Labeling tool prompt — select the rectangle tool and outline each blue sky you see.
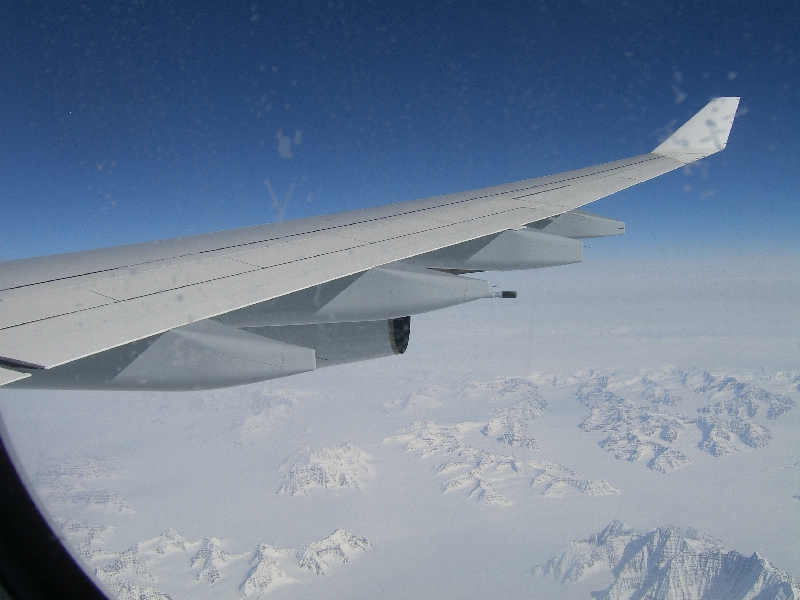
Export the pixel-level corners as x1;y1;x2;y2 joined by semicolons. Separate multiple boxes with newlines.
1;0;797;261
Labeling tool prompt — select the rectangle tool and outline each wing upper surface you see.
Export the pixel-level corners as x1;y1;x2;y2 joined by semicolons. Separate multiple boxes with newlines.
0;97;739;374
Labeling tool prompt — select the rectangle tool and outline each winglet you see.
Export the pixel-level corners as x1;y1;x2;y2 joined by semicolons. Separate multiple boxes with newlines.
652;97;740;163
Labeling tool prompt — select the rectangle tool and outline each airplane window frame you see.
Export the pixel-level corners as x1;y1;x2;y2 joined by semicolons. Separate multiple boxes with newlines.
0;419;108;599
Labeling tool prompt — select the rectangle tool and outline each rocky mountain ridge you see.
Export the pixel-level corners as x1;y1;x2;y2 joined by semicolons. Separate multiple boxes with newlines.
572;369;796;472
278;442;374;495
386;418;617;505
62;521;371;599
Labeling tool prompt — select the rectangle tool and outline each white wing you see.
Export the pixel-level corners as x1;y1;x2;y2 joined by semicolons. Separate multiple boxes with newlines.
0;98;739;389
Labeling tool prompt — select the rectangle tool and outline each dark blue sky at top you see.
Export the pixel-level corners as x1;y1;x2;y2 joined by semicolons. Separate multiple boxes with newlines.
0;0;797;261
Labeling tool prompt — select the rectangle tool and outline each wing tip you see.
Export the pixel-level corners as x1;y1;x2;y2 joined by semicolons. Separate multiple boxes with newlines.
653;96;740;163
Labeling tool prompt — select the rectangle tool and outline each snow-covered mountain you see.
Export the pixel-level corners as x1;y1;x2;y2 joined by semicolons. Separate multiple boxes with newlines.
278;443;374;495
382;377;629;505
533;520;800;600
528;460;618;498
481;386;545;449
36;461;135;514
577;376;694;473
236;389;320;441
460;376;546;405
571;369;795;472
63;522;371;599
385;416;617;505
383;384;449;411
292;529;371;575
386;420;523;505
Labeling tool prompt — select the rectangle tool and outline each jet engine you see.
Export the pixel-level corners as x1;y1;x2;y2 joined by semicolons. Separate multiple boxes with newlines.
250;316;410;368
11;317;411;390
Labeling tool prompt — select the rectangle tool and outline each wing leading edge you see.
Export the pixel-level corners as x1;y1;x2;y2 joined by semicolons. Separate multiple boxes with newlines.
0;98;740;389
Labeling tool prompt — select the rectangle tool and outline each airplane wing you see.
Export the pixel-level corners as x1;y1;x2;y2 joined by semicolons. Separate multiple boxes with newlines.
0;97;739;390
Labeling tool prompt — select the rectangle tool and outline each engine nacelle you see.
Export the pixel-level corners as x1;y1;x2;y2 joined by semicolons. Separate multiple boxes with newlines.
250;316;410;368
528;209;625;239
217;263;492;327
9;319;318;391
111;320;317;390
404;228;583;271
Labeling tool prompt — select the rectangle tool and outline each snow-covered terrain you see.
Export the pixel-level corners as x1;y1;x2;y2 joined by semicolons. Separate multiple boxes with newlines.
1;256;798;598
6;364;793;599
